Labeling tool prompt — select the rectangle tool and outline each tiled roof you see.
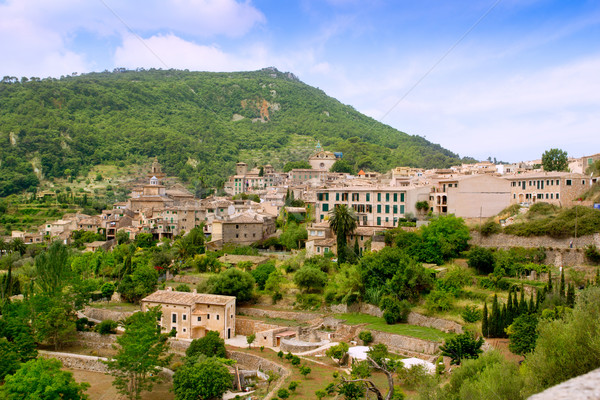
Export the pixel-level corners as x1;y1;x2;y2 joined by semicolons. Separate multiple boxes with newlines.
142;290;236;306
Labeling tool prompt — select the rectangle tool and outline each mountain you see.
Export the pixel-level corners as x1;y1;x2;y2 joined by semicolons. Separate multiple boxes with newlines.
0;68;474;196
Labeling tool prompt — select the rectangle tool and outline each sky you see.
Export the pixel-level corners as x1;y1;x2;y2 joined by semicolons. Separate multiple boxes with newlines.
1;0;599;163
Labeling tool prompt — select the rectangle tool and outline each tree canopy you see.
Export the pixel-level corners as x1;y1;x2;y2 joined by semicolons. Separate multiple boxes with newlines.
541;148;568;172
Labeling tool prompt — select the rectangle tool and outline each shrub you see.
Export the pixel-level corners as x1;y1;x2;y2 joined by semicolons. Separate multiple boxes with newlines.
174;284;191;292
358;330;373;346
95;319;118;335
425;290;453;313
397;364;429;390
585;244;600;264
380;296;411;324
295;293;322;310
277;388;290;399
288;381;299;392
461;305;482;323
480;220;501;236
468;247;495;274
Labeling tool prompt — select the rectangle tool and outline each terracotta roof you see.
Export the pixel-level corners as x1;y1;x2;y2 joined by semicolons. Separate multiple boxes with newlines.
142;290;236;306
313;238;336;247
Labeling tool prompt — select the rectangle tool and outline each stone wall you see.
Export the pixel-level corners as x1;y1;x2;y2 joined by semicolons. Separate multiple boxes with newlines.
238;307;320;323
545;248;586;266
226;351;290;400
406;313;463;334
73;331;117;350
39;350;173;380
280;338;325;353
370;331;440;357
470;232;599;251
83;306;136;322
171;274;203;285
235;316;285;336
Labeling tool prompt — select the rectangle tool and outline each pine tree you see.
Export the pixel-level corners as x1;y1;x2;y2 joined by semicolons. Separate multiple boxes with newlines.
566;283;575;308
559;268;565;298
482;302;489;338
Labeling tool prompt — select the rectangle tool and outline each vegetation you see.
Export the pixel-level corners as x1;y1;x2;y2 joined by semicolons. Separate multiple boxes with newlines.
0;358;89;400
105;307;172;400
541;148;568;172
0;68;471;197
186;331;226;359
329;204;358;264
439;332;484;365
172;356;231;400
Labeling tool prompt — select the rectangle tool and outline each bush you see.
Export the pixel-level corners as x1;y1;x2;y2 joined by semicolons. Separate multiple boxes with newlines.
293;266;327;293
205;268;255;302
186;331;227;359
468;247;495;274
295;293;322;310
461;305;482;323
480;220;502;236
95;319;118;335
175;284;191;292
358;330;374;345
585;244;600;264
425;290;453;313
277;388;290;399
380;296;411;324
397;364;429;391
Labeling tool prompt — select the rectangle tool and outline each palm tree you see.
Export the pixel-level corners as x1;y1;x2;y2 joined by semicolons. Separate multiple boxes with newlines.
329;205;358;264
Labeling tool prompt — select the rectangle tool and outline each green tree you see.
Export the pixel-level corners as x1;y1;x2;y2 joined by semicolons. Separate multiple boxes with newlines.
0;358;89;400
172;357;231;400
330;159;354;174
101;282;115;300
358;330;373;346
326;342;349;366
293;265;328;293
279;222;307;250
186;331;226;359
541;148;568;172
420;215;470;263
34;241;72;295
205;268;255;302
118;264;159;304
0;338;20;381
328;204;358;264
507;313;538;356
299;365;311;378
105;307;172;400
283;161;311;172
250;262;276;290
247;333;256;349
439;332;484;365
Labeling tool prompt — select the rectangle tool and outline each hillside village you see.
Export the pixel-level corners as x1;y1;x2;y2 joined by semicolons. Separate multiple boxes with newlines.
0;145;599;399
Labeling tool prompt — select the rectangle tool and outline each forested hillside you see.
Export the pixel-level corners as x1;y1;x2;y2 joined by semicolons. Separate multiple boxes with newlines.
0;68;473;196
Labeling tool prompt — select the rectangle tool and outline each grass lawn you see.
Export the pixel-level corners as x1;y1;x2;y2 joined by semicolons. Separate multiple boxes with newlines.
335;313;454;342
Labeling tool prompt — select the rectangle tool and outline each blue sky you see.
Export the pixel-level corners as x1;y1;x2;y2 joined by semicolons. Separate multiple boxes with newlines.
1;0;599;163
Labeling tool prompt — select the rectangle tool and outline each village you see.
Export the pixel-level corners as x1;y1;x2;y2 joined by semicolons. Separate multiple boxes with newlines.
1;146;599;399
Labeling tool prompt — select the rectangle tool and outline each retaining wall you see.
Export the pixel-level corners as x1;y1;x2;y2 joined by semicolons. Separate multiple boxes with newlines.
236;316;285;337
238;307;320;323
226;351;290;400
370;331;440;357
73;331;117;350
470;232;599;251
83;306;136;322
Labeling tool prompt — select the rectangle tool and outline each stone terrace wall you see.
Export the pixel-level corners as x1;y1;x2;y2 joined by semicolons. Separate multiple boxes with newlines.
171;274;203;285
73;331;117;350
406;313;463;334
238;307;320;323
370;331;440;358
83;306;136;322
227;350;290;400
332;303;462;334
236;316;285;336
470;232;599;250
39;350;109;373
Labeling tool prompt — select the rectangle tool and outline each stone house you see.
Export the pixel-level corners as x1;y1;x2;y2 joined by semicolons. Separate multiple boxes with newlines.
141;288;236;340
504;172;591;207
210;212;276;248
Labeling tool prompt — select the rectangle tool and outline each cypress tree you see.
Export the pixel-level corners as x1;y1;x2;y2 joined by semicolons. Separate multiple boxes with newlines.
491;294;500;337
566;283;575;308
354;237;360;257
506;291;514;325
519;286;527;315
535;288;541;310
482;302;489;338
595;268;600;286
560;268;565;298
501;303;507;338
548;270;553;292
529;292;535;313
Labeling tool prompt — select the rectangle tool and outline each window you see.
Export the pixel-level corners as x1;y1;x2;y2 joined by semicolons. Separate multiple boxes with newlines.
183;328;187;333
322;203;329;212
385;205;390;213
377;217;381;225
400;193;405;202
393;205;398;214
556;193;559;199
236;224;239;229
172;314;177;323
352;193;359;201
566;179;572;186
336;193;339;201
582;180;586;185
197;316;201;322
400;205;405;214
386;193;390;202
393;193;397;202
207;314;210;320
183;314;187;321
556;179;559;185
377;205;381;213
366;193;370;201
216;315;220;320
377;193;381;202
